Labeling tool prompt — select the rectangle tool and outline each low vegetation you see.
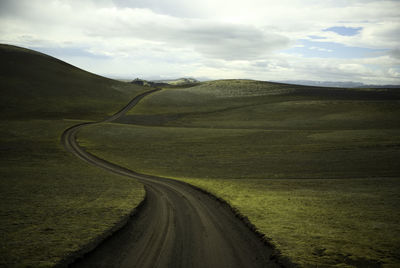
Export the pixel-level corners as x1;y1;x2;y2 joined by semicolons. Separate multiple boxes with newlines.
178;177;400;267
79;80;400;267
0;44;146;266
0;120;145;266
81;124;400;180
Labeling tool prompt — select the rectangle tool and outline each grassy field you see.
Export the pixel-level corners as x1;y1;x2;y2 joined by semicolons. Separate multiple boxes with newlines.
80;124;400;180
0;44;147;266
0;120;145;266
79;80;400;267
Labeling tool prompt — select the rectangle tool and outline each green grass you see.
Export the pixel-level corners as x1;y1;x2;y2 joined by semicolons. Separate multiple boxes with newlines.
78;80;400;267
177;177;400;267
0;44;147;266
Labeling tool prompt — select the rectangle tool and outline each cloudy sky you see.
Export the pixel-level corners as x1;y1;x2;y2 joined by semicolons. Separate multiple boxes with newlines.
1;0;400;84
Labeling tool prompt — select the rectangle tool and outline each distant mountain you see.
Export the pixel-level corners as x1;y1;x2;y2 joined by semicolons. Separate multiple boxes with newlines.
152;78;199;85
277;80;400;88
358;84;400;89
131;77;199;87
130;78;169;87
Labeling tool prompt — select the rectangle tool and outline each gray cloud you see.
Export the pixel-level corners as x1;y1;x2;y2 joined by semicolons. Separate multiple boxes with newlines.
0;1;17;14
82;10;289;60
389;48;400;60
111;0;208;18
177;23;289;60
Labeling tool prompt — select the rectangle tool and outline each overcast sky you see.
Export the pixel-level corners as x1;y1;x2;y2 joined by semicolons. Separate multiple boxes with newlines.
1;0;399;84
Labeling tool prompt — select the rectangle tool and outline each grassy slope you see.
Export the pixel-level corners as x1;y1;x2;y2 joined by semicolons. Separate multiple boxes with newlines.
0;44;146;266
80;80;400;267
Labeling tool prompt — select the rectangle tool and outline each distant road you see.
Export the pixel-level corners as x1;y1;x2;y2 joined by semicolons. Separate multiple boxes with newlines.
62;89;282;268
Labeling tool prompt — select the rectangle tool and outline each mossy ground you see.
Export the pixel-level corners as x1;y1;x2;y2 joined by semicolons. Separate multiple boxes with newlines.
79;80;400;267
0;120;145;267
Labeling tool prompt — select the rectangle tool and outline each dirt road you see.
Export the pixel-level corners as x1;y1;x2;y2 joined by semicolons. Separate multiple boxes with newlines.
62;89;284;268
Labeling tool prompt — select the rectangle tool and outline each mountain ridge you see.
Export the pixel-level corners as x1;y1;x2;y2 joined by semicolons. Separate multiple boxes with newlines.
277;79;400;88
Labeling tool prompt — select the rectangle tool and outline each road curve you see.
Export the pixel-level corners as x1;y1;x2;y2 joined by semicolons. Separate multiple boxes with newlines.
62;89;283;268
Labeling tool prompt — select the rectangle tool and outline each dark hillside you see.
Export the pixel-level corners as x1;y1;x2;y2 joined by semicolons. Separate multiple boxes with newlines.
0;44;145;119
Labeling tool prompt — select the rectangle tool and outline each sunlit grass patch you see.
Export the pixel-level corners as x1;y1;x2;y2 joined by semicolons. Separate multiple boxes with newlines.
175;177;400;267
187;79;295;97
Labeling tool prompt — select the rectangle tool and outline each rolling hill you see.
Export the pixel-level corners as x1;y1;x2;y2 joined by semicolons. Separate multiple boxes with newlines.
0;44;145;119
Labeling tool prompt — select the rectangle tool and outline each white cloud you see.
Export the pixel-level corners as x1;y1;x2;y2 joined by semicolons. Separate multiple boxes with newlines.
309;47;333;52
0;0;399;84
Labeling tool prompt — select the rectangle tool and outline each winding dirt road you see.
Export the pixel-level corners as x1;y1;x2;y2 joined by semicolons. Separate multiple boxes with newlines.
62;89;283;268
